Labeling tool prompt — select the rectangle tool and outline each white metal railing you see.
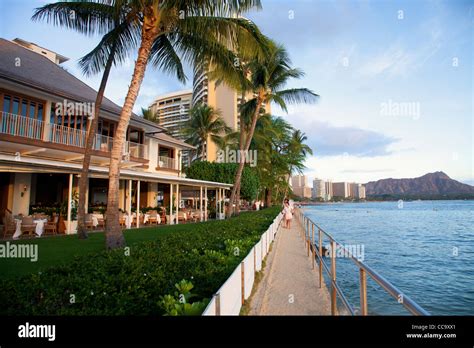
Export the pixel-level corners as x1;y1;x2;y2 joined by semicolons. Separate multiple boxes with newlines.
157;155;176;170
127;141;148;160
296;208;430;316
202;213;283;315
0;111;149;160
0;111;44;140
93;133;114;152
49;123;86;147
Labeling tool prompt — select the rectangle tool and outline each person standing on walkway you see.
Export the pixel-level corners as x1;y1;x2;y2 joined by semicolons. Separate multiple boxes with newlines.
282;199;293;229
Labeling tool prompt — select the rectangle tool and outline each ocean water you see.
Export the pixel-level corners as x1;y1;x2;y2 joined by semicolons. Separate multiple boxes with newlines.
302;200;474;315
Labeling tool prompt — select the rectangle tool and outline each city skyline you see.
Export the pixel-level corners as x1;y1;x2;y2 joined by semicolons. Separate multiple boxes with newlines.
1;0;472;185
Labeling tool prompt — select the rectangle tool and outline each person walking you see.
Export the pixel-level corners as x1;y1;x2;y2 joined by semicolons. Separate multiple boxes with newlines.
282;199;293;229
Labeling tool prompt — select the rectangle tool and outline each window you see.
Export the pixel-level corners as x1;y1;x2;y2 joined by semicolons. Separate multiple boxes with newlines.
50;103;90;131
0;90;45;120
126;127;144;144
98;119;116;138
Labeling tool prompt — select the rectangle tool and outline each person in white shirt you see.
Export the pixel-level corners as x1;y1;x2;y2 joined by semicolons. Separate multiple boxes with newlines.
282;198;293;229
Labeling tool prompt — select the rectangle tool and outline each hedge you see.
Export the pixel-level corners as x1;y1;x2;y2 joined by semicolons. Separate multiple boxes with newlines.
0;207;279;315
185;161;260;200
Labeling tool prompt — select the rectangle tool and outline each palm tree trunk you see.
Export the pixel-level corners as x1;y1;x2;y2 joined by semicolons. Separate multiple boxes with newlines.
227;97;263;217
77;42;117;240
265;187;272;207
105;20;159;249
235;99;246;215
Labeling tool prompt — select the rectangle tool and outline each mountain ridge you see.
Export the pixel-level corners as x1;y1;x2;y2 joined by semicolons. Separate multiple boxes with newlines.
365;171;474;196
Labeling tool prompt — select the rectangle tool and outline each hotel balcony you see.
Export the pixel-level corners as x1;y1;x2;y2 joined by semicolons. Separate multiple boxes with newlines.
0;111;148;164
157;155;177;171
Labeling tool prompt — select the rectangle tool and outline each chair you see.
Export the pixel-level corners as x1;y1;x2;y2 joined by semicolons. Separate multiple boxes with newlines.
96;215;105;229
20;216;36;236
177;211;187;223
44;216;59;235
160;209;167;224
2;211;17;239
148;210;158;225
119;212;126;227
84;214;94;230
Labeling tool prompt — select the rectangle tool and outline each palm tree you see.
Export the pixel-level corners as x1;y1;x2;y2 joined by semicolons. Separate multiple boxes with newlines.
104;0;270;249
141;107;159;123
251;116;312;206
37;1;268;249
32;0;139;240
213;131;239;152
183;104;231;160
226;42;319;216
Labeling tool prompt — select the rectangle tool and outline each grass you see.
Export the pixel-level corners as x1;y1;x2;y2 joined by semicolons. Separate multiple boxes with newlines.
0;221;215;280
239;240;273;315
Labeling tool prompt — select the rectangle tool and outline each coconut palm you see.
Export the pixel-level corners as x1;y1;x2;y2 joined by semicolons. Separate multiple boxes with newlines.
35;0;268;248
226;42;319;216
32;0;140;240
251;116;312;206
103;1;269;249
141;107;159;123
182;104;231;161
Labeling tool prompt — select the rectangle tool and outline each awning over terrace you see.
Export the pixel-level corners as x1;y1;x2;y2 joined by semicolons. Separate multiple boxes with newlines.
0;153;232;189
0;153;231;233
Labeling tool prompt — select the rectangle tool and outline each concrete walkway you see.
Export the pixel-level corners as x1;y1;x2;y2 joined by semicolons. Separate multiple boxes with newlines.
248;218;332;315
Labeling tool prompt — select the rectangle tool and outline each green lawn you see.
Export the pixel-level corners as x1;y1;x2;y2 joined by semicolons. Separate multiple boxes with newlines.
0;222;205;279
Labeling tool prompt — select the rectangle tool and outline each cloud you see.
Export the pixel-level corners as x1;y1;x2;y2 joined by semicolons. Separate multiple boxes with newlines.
340;169;396;174
302;121;399;157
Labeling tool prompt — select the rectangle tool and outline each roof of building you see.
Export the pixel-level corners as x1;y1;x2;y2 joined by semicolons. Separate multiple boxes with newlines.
150;89;193;106
0;38;195;149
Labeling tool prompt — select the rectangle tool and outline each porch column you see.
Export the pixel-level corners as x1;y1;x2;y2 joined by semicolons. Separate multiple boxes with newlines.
204;186;208;221
220;188;223;219
128;179;132;228
216;188;219;219
85;182;89;214
169;183;173;225
136;180;140;228
199;186;203;222
175;183;179;225
67;173;73;234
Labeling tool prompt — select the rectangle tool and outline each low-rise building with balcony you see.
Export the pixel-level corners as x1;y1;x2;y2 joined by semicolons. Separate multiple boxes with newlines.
0;38;231;233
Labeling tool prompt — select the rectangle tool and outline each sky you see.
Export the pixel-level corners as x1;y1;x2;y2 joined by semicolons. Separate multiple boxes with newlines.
0;0;472;185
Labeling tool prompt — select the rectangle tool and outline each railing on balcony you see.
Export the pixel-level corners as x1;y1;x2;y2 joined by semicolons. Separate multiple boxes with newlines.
49;123;86;148
0;112;148;161
126;142;148;160
0;111;44;140
93;134;114;152
157;155;176;170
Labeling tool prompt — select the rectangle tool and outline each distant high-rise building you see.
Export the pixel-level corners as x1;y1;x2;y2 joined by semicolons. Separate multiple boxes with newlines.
333;182;350;198
291;175;311;198
312;179;326;200
192;62;270;162
325;180;333;201
149;89;193;166
348;183;366;199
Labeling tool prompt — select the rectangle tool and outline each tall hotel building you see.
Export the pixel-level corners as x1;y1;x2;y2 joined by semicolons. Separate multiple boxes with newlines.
291;175;312;199
312;179;326;200
192;62;270;161
149;90;192;166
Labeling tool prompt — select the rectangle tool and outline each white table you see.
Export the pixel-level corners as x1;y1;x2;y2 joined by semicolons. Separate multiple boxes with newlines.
13;219;22;239
12;218;48;239
34;219;48;236
125;215;132;229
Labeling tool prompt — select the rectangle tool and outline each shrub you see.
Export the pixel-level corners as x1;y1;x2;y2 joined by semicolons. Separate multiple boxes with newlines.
0;207;279;315
185;161;260;200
